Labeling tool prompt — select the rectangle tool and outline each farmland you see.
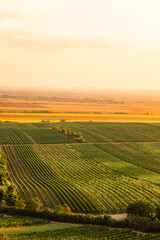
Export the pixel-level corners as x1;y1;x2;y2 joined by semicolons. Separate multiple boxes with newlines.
0;122;160;214
1;88;160;122
1;215;160;240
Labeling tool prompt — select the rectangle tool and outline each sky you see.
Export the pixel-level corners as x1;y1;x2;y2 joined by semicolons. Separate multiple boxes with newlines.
0;0;160;90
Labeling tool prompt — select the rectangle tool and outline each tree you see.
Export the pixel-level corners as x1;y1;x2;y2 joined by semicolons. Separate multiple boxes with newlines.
16;199;26;209
55;204;72;214
0;200;6;208
5;185;18;206
0;190;3;202
155;205;160;219
26;197;43;212
126;200;154;218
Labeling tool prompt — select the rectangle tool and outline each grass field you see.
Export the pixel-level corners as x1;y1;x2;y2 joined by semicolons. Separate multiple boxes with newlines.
0;122;160;214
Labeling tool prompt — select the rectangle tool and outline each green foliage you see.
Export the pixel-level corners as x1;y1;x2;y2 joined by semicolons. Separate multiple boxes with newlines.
55;204;72;214
15;199;26;209
127;214;160;233
54;127;86;143
0;215;48;228
0;232;8;240
155;205;160;219
0;154;19;207
126;200;154;218
8;225;160;240
1;207;160;235
26;197;43;212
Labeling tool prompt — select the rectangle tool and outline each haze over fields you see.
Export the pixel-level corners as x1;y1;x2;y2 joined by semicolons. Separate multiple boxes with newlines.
0;0;160;90
1;87;160;122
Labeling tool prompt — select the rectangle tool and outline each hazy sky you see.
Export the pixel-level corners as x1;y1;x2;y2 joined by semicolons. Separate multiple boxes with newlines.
0;0;160;89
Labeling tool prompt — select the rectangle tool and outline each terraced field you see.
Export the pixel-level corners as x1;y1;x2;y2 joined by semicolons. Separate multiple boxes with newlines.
1;122;160;213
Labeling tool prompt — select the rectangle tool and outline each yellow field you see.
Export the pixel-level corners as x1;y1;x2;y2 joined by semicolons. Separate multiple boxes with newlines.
1;112;160;122
1;95;160;122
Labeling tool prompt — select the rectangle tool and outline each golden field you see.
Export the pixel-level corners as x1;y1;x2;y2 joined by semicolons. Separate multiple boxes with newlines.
1;89;160;122
1;112;160;123
1;99;160;114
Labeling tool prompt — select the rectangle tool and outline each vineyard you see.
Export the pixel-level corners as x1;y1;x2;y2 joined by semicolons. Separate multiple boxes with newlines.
0;216;160;240
0;128;33;144
7;225;160;240
0;122;160;213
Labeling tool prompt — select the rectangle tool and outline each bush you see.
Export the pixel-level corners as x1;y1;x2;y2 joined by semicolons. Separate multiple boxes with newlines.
15;199;26;209
0;200;6;208
55;204;72;214
155;205;160;219
131;216;150;231
26;197;43;212
126;200;154;218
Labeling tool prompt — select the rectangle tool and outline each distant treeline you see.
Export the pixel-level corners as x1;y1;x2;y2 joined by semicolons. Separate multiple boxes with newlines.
0;95;125;104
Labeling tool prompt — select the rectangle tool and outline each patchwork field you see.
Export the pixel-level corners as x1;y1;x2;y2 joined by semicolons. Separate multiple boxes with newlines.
0;122;160;214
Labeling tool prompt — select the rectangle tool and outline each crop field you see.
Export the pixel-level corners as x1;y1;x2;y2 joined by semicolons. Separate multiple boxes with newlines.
0;128;33;144
7;225;160;240
1;112;160;122
2;90;160;123
23;128;74;144
1;122;160;214
54;122;160;142
1;216;160;240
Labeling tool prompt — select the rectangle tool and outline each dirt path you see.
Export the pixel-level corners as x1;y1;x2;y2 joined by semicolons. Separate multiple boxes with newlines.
109;213;127;220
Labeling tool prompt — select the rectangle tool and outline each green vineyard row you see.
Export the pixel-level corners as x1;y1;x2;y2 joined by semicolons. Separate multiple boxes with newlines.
2;143;160;213
1;122;160;144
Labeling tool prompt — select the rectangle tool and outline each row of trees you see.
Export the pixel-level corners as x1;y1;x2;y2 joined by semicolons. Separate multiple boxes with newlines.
54;126;86;143
1;198;160;233
2;196;71;215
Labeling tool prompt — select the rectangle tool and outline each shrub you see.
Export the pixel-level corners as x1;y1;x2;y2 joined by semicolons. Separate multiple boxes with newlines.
0;200;6;208
155;205;160;219
126;200;154;218
0;232;9;240
55;204;72;214
26;197;43;212
131;216;150;231
15;199;26;209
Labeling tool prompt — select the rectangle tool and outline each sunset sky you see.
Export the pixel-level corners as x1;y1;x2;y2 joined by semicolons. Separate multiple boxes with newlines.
0;0;160;90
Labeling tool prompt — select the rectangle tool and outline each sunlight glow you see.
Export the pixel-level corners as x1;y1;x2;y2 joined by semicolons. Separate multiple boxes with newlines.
0;0;160;89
